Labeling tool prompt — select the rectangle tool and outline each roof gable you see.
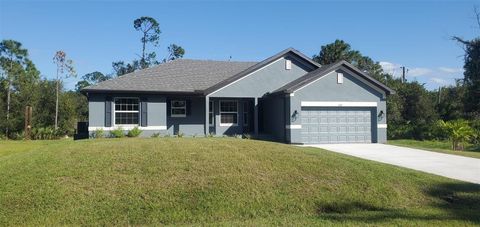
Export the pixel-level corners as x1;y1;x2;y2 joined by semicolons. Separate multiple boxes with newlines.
273;60;395;95
203;48;321;95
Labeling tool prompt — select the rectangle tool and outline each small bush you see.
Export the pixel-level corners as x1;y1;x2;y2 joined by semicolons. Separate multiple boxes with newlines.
437;120;474;150
31;127;61;140
110;127;125;138
469;119;480;145
151;133;161;138
176;131;184;138
243;134;252;139
11;131;25;140
206;133;215;138
164;133;171;138
92;129;105;139
127;127;142;137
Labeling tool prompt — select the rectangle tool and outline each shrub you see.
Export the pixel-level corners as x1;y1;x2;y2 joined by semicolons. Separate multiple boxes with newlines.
176;131;184;138
206;133;215;138
469;119;480;145
110;127;125;138
31;127;61;140
92;129;105;139
243;134;252;139
151;133;161;138
437;120;474;151
164;133;171;138
127;127;142;137
11;131;25;140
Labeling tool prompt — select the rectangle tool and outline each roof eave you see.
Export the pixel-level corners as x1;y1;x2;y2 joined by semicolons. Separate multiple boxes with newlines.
82;89;205;96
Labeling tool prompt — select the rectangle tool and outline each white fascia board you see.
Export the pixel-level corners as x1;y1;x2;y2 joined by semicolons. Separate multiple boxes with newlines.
301;101;377;107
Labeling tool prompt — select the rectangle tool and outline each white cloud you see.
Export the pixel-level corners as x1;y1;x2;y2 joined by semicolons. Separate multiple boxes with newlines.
379;60;463;89
438;67;463;74
379;61;401;77
408;68;433;77
430;77;448;85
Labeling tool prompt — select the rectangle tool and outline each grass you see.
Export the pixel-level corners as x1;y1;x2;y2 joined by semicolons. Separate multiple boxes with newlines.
1;138;479;226
389;139;480;159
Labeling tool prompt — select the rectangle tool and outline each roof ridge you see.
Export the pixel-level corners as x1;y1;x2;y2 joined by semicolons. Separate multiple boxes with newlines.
176;58;258;63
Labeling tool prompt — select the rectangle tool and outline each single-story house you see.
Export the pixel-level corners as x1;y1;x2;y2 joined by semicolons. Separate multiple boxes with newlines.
82;48;394;144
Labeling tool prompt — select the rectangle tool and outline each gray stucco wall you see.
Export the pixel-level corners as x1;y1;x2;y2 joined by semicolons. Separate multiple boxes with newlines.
288;68;387;144
209;54;315;98
87;93;207;137
166;96;205;136
210;98;252;136
87;94;257;137
88;93;106;127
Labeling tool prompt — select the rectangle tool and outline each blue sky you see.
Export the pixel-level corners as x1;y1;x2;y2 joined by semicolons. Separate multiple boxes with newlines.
1;0;478;90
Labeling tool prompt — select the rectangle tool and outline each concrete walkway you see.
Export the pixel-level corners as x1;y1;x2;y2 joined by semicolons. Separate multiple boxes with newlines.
305;144;480;184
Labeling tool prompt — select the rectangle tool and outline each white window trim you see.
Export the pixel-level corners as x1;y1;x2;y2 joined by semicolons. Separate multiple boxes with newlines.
209;101;214;127
219;100;238;126
243;102;248;126
113;97;140;126
171;100;186;118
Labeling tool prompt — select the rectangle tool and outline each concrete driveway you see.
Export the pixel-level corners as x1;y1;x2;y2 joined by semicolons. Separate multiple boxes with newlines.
306;144;480;184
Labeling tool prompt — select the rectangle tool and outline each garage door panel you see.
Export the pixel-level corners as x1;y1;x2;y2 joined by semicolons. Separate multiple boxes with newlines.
301;107;373;144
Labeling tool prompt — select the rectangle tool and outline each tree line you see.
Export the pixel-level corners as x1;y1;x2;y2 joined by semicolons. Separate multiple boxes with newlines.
0;16;184;139
1;16;479;149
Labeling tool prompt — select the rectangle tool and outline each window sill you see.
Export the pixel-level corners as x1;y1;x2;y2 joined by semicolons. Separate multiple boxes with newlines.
171;115;186;118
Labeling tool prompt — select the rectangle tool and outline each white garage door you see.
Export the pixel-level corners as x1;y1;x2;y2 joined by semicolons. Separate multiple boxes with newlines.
301;107;373;144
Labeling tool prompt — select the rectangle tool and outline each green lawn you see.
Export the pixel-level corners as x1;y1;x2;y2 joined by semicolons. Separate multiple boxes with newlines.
1;138;479;226
389;139;480;159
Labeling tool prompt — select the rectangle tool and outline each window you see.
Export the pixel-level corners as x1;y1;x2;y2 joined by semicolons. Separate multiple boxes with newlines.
171;100;186;117
337;72;344;84
114;98;139;125
243;102;248;126
220;100;238;126
209;101;214;127
285;59;292;70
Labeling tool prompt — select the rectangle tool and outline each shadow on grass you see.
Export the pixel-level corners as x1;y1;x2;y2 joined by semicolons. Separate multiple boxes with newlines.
316;182;480;224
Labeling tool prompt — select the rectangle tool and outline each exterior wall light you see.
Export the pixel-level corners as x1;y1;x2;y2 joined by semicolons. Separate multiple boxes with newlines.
292;110;299;121
378;110;384;120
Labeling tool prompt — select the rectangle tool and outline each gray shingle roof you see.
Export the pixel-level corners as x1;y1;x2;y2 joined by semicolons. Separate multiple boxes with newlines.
83;59;257;93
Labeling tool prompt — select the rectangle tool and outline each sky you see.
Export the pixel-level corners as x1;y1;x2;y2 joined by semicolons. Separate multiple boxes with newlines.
1;0;479;90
